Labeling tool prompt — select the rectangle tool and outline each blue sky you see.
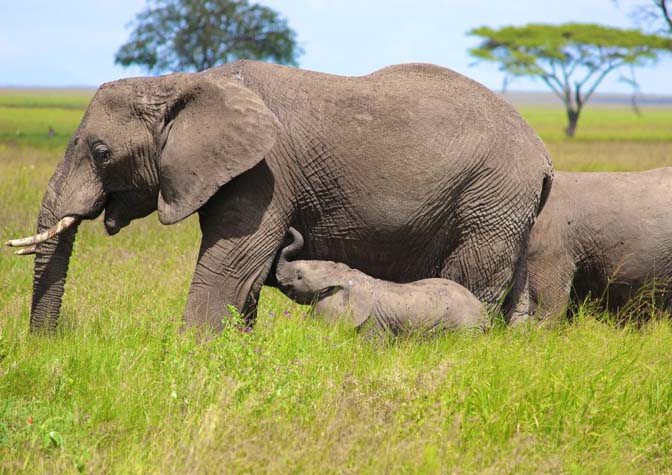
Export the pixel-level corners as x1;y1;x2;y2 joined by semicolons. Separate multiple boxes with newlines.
1;0;671;93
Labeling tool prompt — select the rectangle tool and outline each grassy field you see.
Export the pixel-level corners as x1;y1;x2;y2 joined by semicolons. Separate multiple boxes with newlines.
1;89;672;473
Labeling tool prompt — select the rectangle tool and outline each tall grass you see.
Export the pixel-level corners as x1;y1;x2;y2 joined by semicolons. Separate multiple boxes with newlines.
2;301;672;473
1;92;672;473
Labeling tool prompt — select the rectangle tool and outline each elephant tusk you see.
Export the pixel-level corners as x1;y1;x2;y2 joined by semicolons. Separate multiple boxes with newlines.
5;216;79;248
14;244;37;256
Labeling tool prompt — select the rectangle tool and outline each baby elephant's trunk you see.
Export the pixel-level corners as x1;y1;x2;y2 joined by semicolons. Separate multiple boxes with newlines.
278;227;304;267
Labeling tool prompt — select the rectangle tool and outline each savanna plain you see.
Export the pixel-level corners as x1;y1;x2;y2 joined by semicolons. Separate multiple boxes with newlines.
1;88;672;474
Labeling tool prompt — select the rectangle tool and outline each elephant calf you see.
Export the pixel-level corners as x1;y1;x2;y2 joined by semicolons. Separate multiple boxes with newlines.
276;228;487;335
529;168;672;322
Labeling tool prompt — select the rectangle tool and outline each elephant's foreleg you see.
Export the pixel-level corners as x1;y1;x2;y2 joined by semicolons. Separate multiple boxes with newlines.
185;235;281;331
184;164;289;331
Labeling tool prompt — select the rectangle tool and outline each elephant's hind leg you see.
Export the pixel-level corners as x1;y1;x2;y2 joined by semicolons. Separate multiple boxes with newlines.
528;257;576;324
440;227;528;320
438;167;545;321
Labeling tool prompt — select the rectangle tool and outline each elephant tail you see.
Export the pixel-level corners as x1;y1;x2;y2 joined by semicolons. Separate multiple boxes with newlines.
536;154;554;217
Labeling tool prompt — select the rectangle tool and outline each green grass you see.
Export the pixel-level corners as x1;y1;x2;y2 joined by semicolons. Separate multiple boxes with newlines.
518;106;672;143
2;91;672;473
0;89;93;110
0;107;85;149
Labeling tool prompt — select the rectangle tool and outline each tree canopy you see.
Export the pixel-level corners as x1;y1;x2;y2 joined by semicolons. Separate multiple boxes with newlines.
115;0;302;74
468;23;672;136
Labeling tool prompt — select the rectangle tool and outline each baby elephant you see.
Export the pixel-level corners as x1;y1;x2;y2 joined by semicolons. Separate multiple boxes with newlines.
275;228;487;335
529;168;672;322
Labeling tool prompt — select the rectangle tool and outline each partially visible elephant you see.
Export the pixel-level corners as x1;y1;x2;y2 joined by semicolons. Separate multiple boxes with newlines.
7;60;552;333
528;169;672;322
276;228;487;335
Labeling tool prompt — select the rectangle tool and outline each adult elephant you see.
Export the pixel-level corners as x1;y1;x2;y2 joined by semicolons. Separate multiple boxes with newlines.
8;61;552;332
528;169;672;322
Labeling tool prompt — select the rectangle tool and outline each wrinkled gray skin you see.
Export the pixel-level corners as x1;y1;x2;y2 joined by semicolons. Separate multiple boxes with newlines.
529;169;672;322
24;60;552;333
276;228;487;334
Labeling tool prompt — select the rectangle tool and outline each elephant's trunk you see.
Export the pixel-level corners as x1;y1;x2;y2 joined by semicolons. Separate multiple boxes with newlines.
278;227;304;268
28;171;80;332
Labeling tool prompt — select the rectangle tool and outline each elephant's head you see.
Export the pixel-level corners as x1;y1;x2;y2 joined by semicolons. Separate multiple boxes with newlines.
276;228;373;327
7;71;280;332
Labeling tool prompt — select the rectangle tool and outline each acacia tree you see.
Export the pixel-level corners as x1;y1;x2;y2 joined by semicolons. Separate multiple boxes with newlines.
469;23;672;137
625;1;672;34
115;0;302;73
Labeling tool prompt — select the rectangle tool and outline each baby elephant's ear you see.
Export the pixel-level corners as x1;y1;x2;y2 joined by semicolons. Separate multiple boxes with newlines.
346;285;375;328
157;75;280;224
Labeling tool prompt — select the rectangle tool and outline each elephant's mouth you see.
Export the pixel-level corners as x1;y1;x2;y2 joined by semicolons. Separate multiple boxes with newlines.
102;191;158;236
103;200;125;235
103;206;130;236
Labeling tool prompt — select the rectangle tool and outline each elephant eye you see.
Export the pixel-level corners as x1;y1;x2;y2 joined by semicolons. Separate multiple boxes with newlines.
91;142;110;163
296;271;303;280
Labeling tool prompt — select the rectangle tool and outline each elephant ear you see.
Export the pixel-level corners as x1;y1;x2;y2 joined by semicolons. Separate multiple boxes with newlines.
345;283;376;328
157;76;280;224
